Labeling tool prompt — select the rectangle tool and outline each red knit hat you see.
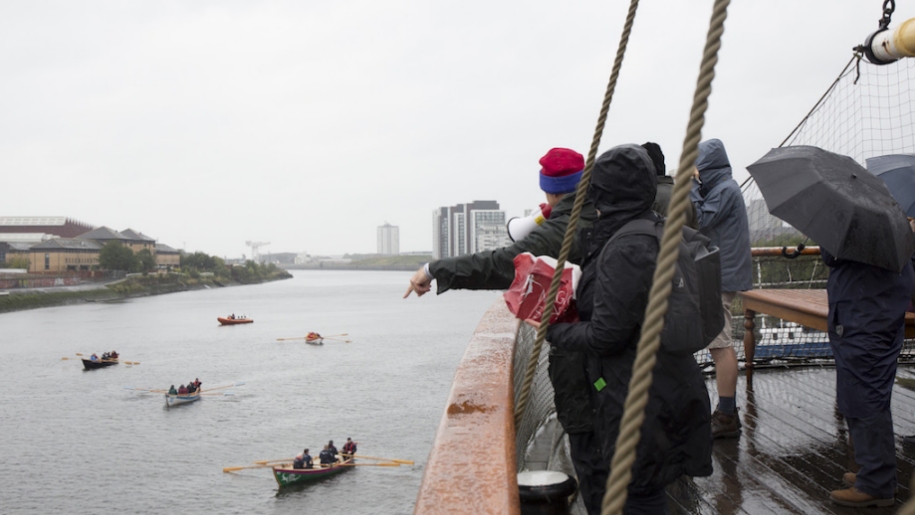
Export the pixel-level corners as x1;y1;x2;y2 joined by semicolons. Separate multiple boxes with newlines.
539;148;584;194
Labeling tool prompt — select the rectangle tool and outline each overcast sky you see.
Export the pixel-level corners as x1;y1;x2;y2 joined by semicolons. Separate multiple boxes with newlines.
3;1;913;258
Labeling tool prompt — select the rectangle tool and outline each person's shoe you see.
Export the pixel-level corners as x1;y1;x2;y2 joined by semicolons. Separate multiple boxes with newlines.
829;487;894;507
843;472;856;487
711;408;741;439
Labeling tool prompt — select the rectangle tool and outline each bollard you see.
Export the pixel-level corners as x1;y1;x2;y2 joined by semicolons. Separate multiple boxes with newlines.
518;470;578;515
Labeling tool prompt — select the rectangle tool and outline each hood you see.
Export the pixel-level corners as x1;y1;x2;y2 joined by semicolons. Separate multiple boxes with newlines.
696;138;733;190
588;144;658;222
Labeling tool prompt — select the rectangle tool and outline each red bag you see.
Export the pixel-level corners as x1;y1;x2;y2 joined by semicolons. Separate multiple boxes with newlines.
503;253;581;324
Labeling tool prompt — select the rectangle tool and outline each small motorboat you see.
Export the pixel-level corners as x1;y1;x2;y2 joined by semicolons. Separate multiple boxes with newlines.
272;457;354;487
165;392;201;407
218;316;253;325
82;358;118;370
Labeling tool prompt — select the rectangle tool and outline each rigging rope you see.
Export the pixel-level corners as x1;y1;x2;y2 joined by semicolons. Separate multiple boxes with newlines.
513;0;642;428
601;1;730;514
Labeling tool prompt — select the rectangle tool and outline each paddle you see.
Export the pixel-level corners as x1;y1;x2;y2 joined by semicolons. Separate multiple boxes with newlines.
343;454;414;465
322;337;353;343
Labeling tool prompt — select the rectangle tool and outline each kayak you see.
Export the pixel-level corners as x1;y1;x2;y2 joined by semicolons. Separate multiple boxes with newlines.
272;458;354;487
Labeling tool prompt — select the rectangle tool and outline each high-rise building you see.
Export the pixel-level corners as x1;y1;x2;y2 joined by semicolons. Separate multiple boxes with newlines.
377;223;400;255
432;201;511;259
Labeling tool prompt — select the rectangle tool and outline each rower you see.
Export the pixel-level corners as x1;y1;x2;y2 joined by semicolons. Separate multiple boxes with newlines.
187;381;197;394
110;350;119;359
319;445;335;466
178;384;188;395
294;449;314;470
342;437;357;457
168;385;177;395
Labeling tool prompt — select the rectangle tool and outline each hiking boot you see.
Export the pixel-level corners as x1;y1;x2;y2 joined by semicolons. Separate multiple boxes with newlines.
711;408;741;439
829;487;894;507
843;472;856;487
842;473;898;493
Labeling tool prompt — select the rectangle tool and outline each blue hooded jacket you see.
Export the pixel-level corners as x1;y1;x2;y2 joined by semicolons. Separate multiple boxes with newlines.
692;139;753;292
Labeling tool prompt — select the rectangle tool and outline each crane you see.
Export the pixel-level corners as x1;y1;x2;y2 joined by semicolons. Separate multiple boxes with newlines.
245;241;270;263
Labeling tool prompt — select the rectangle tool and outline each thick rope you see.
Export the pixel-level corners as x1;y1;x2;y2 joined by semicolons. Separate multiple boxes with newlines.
601;1;730;514
513;0;642;428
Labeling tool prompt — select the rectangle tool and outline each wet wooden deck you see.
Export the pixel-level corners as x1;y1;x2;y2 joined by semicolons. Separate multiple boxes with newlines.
667;364;915;514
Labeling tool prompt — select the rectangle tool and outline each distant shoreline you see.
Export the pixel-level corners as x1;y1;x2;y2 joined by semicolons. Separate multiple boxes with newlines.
0;274;290;315
282;264;418;272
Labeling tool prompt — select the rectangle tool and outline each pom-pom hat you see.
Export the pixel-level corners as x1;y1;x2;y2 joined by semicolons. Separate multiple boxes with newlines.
539;148;585;194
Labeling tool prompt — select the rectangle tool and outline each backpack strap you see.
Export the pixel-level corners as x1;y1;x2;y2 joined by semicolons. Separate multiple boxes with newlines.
607;218;664;245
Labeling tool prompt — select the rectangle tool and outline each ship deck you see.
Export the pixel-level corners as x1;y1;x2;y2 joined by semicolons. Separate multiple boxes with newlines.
669;365;915;514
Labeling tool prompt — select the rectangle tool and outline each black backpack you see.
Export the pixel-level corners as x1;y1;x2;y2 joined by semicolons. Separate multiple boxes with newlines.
607;218;724;355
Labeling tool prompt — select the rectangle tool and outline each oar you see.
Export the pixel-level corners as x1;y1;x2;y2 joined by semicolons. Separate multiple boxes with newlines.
123;386;168;393
199;391;234;396
322;337;353;343
322;333;348;338
223;463;288;473
253;458;293;465
205;380;246;392
276;337;308;341
336;462;401;467
343;454;414;465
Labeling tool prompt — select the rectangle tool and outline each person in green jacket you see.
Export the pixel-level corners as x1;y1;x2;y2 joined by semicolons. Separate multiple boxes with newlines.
404;147;607;515
168;385;177;395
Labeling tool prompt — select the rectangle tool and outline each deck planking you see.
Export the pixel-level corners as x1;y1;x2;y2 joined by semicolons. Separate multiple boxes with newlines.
668;365;915;514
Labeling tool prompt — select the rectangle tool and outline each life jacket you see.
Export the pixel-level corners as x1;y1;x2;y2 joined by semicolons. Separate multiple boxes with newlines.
343;442;356;454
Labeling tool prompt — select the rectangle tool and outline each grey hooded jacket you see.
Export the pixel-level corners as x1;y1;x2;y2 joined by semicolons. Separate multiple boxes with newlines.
692;139;753;292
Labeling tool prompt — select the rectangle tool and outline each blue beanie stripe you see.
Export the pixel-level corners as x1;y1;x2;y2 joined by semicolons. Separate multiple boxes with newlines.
540;170;583;194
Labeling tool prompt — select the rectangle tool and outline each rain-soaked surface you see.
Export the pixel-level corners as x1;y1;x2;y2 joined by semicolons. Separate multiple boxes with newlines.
669;365;915;514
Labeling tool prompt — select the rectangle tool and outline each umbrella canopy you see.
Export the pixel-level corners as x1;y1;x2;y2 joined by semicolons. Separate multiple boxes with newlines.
867;154;915;217
747;146;915;273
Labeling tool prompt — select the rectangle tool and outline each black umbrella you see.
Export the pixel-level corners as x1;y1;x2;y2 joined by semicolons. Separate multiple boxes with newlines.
867;154;915;217
747;145;915;273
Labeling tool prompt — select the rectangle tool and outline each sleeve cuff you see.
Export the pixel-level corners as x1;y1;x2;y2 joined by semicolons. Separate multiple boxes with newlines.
423;262;433;280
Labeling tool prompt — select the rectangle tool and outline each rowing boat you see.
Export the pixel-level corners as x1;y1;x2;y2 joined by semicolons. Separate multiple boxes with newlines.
218;317;253;325
272;457;354;487
305;337;324;345
82;358;118;370
165;392;201;407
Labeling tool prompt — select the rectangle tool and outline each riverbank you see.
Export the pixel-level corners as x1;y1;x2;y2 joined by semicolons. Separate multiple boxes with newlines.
0;271;292;315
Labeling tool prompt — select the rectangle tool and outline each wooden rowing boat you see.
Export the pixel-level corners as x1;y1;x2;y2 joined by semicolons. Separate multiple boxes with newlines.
305;337;324;345
272;457;354;487
218;317;253;325
82;358;118;370
165;391;201;407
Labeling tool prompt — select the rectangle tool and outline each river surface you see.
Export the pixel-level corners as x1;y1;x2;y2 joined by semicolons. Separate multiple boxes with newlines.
0;270;502;515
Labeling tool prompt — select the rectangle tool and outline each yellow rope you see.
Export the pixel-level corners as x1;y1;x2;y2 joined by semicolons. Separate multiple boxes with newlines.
601;1;730;513
513;0;642;428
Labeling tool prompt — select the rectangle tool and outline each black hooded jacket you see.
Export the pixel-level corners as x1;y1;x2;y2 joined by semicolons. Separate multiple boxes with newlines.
546;144;713;493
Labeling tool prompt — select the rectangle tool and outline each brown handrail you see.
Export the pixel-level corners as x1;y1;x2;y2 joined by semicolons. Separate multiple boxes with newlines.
751;246;820;257
414;300;520;515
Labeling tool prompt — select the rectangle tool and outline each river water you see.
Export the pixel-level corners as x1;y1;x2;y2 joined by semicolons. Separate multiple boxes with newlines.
0;270;502;515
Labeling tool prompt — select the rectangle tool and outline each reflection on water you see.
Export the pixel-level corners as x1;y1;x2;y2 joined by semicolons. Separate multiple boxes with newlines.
0;270;500;515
